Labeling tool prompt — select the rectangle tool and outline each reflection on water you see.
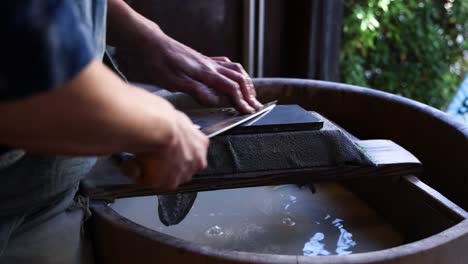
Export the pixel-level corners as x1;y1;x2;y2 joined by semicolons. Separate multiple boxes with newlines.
111;183;402;256
303;232;330;256
282;217;296;227
302;217;357;256
333;218;357;255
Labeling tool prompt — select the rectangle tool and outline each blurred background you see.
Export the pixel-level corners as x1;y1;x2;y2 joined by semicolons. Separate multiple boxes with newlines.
341;0;467;110
116;0;467;111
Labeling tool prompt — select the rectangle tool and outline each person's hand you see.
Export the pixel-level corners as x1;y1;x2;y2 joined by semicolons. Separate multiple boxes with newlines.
137;31;263;113
131;110;209;190
106;0;262;112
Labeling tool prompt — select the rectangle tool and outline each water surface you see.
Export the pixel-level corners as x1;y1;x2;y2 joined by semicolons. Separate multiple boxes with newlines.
111;183;402;256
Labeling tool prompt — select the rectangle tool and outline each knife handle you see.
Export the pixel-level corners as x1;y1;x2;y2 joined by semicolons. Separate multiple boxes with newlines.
119;156;142;181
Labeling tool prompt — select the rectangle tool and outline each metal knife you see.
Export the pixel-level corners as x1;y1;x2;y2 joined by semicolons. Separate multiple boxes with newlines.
118;101;277;226
200;100;277;137
120;101;277;180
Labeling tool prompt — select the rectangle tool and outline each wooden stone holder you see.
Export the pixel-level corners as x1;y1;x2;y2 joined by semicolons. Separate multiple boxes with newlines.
81;113;422;201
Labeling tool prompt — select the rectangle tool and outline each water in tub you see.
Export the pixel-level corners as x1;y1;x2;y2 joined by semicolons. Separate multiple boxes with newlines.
111;183;402;256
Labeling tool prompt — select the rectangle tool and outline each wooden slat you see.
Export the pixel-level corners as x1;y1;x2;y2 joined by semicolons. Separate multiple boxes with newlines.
356;139;421;165
402;175;468;222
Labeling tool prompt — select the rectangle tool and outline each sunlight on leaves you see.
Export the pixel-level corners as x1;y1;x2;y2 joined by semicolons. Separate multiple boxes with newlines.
341;0;467;109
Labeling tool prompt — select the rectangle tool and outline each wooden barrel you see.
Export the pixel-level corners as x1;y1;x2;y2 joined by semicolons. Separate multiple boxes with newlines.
88;78;468;264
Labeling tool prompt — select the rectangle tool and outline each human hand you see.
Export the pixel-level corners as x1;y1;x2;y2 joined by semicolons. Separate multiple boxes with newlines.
127;110;209;190
106;1;262;112
138;31;263;113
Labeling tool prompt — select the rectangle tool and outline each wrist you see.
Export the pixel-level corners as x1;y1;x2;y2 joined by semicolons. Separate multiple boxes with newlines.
144;94;180;150
133;23;168;54
107;0;166;53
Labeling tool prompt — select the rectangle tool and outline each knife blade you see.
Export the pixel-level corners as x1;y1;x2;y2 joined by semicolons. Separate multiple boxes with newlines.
119;101;277;180
118;101;277;226
201;100;277;138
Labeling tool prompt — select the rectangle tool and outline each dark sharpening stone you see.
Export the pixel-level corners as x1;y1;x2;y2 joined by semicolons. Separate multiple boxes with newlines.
232;105;323;134
187;105;323;135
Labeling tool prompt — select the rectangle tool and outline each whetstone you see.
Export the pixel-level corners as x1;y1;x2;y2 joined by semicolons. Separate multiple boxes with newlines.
188;104;324;135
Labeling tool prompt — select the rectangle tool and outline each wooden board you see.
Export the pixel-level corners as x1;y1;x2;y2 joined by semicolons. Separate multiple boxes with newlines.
81;139;421;200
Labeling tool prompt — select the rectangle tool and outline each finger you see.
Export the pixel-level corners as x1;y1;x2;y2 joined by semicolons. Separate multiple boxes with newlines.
210;56;231;62
197;145;208;172
176;113;208;177
193;133;209;172
166;172;186;190
177;113;209;149
182;119;209;173
216;62;262;109
176;147;197;187
160;160;191;190
216;62;257;98
217;66;263;109
198;71;255;113
216;61;248;76
138;151;188;190
176;76;220;106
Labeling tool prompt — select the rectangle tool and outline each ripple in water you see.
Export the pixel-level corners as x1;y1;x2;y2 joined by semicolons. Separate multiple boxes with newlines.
282;217;296;226
205;225;224;237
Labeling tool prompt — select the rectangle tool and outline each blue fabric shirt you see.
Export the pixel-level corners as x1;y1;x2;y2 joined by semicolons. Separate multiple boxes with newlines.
0;0;99;101
0;0;106;216
0;2;106;256
0;0;107;154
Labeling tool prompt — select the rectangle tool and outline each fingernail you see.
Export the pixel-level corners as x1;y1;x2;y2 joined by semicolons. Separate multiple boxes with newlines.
254;99;263;109
242;102;255;113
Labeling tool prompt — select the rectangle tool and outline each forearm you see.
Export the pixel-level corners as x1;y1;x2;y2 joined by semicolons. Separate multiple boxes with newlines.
106;0;163;52
0;60;177;155
105;0;262;113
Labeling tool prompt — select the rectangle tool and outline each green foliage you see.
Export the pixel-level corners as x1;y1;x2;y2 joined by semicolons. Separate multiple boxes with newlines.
341;0;467;109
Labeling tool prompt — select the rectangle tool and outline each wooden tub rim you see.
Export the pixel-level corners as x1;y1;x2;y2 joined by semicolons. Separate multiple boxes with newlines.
253;78;468;138
95;201;468;263
95;78;468;263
